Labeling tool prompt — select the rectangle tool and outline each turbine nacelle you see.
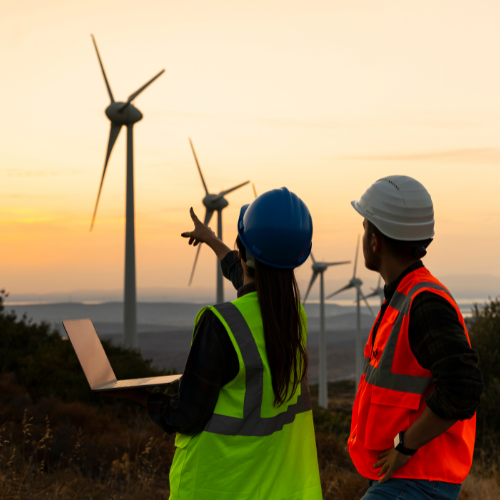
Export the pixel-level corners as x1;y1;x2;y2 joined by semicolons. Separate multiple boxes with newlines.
312;262;328;273
324;236;374;316
351;277;363;288
105;102;143;125
302;254;350;304
203;193;229;211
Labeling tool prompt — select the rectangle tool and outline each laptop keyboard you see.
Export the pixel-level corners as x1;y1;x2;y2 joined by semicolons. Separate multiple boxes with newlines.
114;378;152;387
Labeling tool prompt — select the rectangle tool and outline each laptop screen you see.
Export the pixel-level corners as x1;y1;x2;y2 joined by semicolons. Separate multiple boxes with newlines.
62;319;116;389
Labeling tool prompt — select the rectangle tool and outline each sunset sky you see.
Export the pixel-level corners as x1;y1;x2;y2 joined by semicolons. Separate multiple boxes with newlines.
1;0;500;302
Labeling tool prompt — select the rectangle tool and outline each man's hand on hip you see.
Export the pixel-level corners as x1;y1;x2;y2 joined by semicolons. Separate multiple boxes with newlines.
373;448;412;484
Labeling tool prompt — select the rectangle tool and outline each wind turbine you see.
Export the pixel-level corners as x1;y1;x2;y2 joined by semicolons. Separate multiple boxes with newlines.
303;254;350;409
188;138;250;304
366;276;385;305
89;35;165;349
326;236;374;387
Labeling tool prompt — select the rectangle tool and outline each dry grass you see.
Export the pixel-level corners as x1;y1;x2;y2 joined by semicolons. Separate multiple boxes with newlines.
458;459;500;500
0;373;175;499
0;374;497;499
316;434;368;499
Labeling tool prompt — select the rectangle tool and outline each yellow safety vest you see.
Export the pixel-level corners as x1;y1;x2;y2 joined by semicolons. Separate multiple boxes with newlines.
169;291;322;500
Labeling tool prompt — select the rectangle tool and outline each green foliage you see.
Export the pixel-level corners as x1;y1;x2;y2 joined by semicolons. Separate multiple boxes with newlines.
0;290;175;405
469;298;500;387
468;298;500;456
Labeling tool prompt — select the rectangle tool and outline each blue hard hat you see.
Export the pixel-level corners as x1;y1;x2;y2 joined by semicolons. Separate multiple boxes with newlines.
237;187;313;269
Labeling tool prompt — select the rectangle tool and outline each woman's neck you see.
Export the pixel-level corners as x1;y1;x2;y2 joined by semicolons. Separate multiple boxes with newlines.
243;273;255;287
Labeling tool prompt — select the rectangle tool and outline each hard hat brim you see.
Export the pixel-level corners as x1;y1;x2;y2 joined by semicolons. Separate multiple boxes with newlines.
351;200;435;242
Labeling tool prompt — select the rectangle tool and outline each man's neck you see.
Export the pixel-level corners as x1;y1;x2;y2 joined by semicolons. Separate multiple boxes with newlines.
379;258;420;286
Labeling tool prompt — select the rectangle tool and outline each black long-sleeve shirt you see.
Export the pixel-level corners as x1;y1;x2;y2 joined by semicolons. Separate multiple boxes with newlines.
148;255;482;435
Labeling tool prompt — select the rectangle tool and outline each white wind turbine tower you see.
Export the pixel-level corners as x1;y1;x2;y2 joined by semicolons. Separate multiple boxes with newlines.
366;276;385;305
326;237;374;387
188;138;250;304
89;35;165;349
303;253;350;409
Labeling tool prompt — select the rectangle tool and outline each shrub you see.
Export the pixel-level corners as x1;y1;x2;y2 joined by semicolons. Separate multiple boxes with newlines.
468;298;500;461
0;290;176;405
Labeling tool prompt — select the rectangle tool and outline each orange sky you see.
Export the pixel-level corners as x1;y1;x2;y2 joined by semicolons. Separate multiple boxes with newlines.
1;0;500;300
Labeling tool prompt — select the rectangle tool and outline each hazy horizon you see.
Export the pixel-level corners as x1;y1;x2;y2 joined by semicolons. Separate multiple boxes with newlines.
4;272;500;305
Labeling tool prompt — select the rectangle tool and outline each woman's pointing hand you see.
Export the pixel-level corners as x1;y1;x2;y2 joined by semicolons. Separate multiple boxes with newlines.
182;208;232;261
182;208;217;247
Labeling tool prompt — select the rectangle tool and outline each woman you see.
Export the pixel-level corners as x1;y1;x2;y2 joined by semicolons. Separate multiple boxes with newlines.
103;188;322;499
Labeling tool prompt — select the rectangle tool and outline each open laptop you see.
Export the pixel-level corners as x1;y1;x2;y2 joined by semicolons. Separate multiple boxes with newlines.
62;319;182;391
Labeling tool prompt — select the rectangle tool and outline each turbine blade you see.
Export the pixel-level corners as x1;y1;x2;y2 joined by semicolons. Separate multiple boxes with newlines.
310;252;316;264
188;244;202;286
91;35;114;103
90;123;122;231
326;283;354;300
365;290;378;298
325;260;350;267
353;235;360;278
217;181;250;198
252;183;258;199
303;272;319;304
189;139;209;194
118;69;165;111
359;288;375;316
204;209;214;226
377;275;382;288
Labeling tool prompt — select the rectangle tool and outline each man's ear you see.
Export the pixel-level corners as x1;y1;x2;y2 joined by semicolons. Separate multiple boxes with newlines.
371;232;381;253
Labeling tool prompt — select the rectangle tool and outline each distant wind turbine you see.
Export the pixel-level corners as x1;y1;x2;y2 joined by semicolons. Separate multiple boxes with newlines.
89;35;165;349
303;253;350;409
326;236;374;387
366;276;385;305
252;183;258;199
188;138;250;304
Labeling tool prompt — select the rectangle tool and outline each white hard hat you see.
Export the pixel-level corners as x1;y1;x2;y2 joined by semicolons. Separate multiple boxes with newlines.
351;175;435;241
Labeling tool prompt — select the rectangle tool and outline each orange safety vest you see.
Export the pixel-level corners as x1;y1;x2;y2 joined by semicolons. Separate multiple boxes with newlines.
348;267;476;483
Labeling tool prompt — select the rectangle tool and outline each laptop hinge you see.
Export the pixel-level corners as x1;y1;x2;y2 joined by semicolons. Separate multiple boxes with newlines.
92;379;118;391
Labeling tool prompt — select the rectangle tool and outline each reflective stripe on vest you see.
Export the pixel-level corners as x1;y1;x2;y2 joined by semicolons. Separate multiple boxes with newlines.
363;281;456;395
204;302;312;437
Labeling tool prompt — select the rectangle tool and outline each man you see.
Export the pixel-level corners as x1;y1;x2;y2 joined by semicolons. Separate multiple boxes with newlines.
349;175;483;500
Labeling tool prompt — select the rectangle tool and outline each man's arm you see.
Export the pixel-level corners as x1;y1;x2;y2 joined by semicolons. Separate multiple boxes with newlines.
403;407;457;449
410;292;483;420
374;407;457;483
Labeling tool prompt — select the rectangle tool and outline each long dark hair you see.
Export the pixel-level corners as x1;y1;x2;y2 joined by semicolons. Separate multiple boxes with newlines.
236;236;308;406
